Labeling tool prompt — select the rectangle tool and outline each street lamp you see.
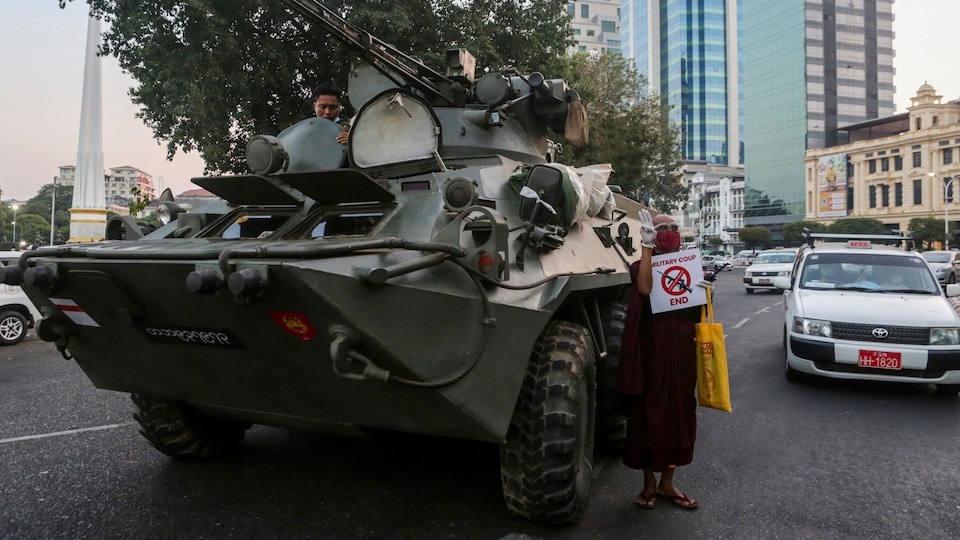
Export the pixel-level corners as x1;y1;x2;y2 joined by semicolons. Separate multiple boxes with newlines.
930;172;955;250
11;203;17;249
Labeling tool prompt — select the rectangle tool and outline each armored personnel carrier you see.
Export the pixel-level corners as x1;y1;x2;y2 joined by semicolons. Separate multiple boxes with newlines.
10;0;650;523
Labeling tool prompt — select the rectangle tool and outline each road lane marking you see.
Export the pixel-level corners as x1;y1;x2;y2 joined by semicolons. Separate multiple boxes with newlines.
0;422;136;445
731;318;750;329
755;307;771;314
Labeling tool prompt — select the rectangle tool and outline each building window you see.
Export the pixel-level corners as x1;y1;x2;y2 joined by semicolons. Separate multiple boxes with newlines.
602;20;616;33
947;177;955;203
573;28;580;35
581;4;588;17
913;179;922;205
848;186;854;212
933;115;939;126
894;155;903;171
881;157;889;172
945;148;953;165
869;185;877;208
895;182;903;206
881;184;890;207
916;118;922;130
567;3;575;16
868;160;876;174
913;151;922;168
578;45;587;52
586;29;595;37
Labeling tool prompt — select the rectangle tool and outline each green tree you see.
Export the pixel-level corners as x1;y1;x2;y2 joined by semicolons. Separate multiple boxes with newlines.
908;216;947;250
782;220;828;246
128;186;152;215
58;0;573;174
738;226;770;249
707;236;723;249
22;184;74;242
557;52;685;211
10;214;50;248
827;217;885;235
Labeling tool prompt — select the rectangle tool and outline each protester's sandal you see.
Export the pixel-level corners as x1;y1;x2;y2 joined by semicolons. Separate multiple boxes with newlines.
659;492;699;510
634;493;657;509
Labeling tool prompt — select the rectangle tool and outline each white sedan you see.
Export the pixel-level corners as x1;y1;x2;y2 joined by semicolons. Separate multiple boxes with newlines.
775;238;960;394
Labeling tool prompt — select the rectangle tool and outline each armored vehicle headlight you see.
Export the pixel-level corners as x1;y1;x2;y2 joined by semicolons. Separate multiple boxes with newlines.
246;135;288;175
157;201;183;225
443;177;478;212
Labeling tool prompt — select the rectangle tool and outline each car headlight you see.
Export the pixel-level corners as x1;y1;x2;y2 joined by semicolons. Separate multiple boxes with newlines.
930;328;960;345
778;271;791;276
745;271;753;277
792;317;832;337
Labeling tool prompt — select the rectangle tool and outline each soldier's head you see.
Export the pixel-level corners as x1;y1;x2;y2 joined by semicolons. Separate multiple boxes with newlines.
311;83;344;121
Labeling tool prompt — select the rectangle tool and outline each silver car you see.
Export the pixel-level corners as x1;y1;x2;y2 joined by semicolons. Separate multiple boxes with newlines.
920;250;960;286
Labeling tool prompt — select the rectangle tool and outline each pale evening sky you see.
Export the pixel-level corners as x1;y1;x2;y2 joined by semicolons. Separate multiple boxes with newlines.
0;1;956;202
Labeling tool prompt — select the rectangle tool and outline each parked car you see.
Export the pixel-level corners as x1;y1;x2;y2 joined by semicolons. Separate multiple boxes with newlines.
920;250;960;285
0;252;42;345
743;248;799;293
774;233;960;394
702;254;733;272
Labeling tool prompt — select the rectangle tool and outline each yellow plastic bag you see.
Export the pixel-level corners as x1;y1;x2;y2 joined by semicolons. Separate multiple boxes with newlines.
695;290;732;412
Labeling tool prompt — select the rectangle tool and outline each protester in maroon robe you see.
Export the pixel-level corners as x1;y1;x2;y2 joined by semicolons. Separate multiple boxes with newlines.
616;210;700;510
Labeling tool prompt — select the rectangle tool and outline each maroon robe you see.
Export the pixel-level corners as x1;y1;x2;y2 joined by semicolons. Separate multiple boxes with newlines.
616;260;699;471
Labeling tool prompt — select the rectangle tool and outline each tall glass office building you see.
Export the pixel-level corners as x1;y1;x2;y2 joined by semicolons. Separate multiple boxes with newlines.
622;0;743;166
742;0;895;233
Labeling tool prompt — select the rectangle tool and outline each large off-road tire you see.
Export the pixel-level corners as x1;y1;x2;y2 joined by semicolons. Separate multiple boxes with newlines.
500;321;596;524
131;394;251;460
0;310;28;346
597;302;628;451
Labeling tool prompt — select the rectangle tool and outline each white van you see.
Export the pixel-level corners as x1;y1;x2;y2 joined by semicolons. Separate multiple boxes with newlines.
0;252;43;345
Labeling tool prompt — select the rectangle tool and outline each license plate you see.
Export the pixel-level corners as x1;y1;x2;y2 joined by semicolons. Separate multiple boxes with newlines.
758;278;771;285
858;349;902;370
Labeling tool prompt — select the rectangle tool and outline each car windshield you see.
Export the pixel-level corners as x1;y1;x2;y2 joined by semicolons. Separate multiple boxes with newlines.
753;252;796;265
799;252;941;293
921;252;951;264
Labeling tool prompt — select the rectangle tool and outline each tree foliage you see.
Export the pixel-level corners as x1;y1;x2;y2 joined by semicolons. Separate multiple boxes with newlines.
908;216;947;250
557;52;684;212
738;226;770;249
58;0;574;174
782;220;828;246
827;217;885;235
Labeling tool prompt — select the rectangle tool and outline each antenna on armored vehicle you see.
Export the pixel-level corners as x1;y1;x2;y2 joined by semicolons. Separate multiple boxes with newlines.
278;0;461;106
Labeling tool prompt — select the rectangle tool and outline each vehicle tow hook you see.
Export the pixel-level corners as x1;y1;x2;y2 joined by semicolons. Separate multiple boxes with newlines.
328;326;390;382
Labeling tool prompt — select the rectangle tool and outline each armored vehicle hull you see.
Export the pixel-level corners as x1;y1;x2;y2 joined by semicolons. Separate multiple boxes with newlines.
12;0;655;524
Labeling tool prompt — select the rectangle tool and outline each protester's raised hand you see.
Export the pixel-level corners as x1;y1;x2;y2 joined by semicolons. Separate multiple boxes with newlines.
639;209;657;248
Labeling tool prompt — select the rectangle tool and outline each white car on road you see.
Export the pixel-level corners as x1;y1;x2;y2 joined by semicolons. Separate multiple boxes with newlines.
743;248;798;293
775;234;960;394
0;252;42;345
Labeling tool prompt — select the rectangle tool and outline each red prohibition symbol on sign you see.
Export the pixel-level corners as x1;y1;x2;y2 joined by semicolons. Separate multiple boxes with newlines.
661;265;692;296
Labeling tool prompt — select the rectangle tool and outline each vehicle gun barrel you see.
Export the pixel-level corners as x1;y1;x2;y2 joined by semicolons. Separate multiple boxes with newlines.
278;0;455;105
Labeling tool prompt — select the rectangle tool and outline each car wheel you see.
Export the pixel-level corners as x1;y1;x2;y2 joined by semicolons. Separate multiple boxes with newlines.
935;383;960;395
745;288;754;295
949;274;956;285
0;310;28;346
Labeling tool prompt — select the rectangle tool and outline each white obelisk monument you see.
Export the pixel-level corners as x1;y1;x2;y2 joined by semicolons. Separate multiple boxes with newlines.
69;13;106;242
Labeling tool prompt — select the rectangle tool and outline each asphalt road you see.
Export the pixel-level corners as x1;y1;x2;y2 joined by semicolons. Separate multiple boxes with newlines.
2;267;959;539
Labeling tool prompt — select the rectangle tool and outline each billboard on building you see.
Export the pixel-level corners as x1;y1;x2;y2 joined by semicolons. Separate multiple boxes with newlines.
817;154;847;217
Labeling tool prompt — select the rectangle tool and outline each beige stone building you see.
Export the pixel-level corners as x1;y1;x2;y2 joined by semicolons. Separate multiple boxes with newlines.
804;83;960;245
